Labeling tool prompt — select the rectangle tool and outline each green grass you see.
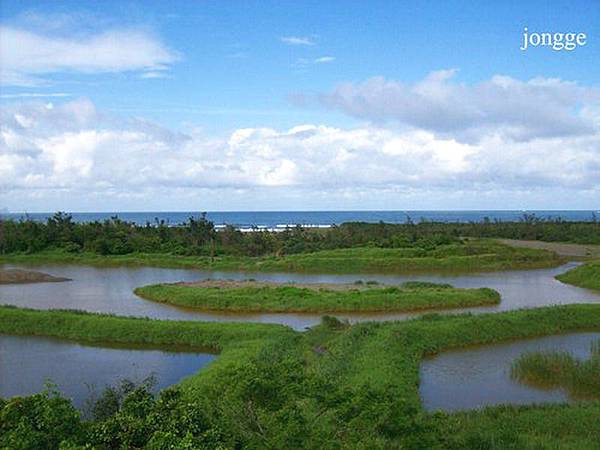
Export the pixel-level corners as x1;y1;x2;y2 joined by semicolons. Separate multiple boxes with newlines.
438;404;600;449
134;282;500;313
4;304;600;448
0;305;293;352
0;239;562;274
556;260;600;291
510;341;600;400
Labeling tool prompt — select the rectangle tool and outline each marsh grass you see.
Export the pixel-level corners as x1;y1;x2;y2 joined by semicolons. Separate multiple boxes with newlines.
133;282;500;313
0;239;561;274
511;340;600;399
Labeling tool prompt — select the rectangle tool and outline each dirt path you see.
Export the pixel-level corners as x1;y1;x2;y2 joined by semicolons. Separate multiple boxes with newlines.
499;239;600;259
0;269;71;284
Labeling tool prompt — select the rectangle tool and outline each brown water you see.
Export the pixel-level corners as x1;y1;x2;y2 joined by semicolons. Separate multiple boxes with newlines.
0;334;215;409
419;332;600;411
1;262;599;329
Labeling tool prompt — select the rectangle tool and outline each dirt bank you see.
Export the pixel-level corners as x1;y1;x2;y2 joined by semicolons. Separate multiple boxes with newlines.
0;269;71;284
176;279;381;292
499;239;600;259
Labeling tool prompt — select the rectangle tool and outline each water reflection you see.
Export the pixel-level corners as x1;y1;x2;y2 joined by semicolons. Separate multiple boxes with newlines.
1;262;599;330
419;333;600;411
0;334;215;408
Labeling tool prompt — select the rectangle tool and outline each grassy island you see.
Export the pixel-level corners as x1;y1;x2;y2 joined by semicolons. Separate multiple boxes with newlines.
134;280;500;313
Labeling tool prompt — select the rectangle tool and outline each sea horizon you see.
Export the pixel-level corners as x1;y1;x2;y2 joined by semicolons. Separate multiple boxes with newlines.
3;210;599;228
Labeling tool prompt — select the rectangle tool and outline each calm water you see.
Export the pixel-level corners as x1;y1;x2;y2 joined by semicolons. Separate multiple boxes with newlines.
420;333;600;411
3;210;599;227
0;334;215;408
1;262;600;330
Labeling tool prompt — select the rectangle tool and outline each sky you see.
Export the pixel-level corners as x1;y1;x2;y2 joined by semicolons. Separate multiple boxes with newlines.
1;0;599;212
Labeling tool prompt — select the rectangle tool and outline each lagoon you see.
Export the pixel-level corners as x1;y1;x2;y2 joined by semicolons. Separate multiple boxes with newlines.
1;262;600;330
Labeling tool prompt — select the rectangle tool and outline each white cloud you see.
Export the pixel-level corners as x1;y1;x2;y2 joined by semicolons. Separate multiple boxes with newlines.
281;36;315;46
0;92;72;99
1;97;600;210
321;70;600;142
0;25;178;86
314;56;335;64
139;71;170;79
293;56;336;70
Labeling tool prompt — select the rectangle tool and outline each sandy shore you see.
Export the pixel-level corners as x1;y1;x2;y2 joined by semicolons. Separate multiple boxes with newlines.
0;269;71;284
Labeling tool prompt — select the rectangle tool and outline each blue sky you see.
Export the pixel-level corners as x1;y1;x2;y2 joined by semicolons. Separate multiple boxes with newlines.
1;1;599;211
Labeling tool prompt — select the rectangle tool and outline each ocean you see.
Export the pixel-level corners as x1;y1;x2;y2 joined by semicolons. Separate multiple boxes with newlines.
1;210;599;230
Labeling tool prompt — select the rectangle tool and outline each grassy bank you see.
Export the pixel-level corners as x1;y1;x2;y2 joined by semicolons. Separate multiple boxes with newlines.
556;260;600;291
0;305;293;351
134;281;500;313
0;239;562;274
4;305;600;448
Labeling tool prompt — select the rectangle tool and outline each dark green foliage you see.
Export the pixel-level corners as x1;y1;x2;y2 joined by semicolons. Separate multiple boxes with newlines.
87;385;228;449
3;212;598;258
0;382;229;449
0;388;84;449
88;376;157;421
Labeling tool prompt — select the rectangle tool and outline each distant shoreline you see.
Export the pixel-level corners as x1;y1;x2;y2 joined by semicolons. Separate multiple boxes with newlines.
2;209;599;227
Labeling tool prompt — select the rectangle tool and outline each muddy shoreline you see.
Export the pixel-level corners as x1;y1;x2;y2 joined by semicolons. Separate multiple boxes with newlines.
0;269;71;284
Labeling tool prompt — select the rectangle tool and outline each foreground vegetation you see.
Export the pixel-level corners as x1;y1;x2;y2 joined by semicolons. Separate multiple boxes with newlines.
134;281;500;313
3;305;600;448
0;239;561;274
556;261;600;291
511;340;600;400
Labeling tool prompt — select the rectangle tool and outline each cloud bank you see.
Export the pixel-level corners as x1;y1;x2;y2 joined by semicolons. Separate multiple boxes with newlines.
2;81;599;210
321;70;600;142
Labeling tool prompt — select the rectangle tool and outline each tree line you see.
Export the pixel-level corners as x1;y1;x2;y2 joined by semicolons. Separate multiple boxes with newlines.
1;212;599;257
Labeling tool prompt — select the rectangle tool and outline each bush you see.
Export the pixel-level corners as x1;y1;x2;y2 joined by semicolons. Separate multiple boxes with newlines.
0;388;84;449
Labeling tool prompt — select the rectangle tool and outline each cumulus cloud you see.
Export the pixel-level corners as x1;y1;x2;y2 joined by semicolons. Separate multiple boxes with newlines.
2;97;600;210
320;70;600;142
0;25;178;86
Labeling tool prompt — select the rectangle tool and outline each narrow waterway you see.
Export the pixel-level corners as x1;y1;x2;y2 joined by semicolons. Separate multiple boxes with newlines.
1;262;599;329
